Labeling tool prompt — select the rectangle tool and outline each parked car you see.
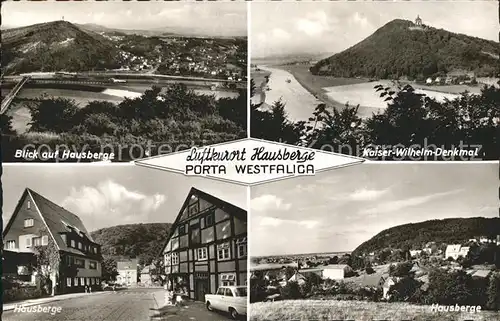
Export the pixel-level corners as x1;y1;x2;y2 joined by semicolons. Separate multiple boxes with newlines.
205;286;247;319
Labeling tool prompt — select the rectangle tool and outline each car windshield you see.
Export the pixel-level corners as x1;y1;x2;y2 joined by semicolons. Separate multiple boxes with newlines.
233;287;247;297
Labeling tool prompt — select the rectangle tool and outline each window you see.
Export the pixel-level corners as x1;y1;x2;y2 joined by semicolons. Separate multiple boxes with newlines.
78;242;82;250
197;248;208;261
27;201;31;209
6;240;16;249
26;237;32;247
220;273;236;286
171;252;179;265
217;242;231;260
74;277;78;286
178;224;187;236
41;235;49;246
224;288;234;296
74;258;85;268
89;261;97;269
216;288;225;295
205;213;214;227
80;277;84;286
188;203;198;216
165;253;171;266
66;277;71;287
24;218;34;228
33;237;42;246
71;240;76;248
236;237;247;258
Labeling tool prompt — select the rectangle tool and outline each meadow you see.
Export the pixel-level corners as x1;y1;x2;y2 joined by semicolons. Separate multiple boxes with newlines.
250;300;500;321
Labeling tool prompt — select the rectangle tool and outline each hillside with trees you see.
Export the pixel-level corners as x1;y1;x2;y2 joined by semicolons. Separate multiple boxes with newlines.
90;223;171;266
311;19;500;79
353;217;500;256
2;84;247;161
250;79;499;160
2;21;122;75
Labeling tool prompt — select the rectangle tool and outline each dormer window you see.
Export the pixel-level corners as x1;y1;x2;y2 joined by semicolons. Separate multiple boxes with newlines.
71;240;76;248
24;218;34;228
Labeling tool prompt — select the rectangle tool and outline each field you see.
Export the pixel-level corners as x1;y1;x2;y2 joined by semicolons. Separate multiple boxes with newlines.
250;300;500;321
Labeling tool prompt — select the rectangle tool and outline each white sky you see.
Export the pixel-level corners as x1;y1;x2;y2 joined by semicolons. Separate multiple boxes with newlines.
251;163;498;256
1;2;247;37
3;165;247;232
251;1;499;58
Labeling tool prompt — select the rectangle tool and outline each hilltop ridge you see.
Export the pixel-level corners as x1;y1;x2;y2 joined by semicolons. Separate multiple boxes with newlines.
352;217;500;256
311;19;500;79
2;20;121;75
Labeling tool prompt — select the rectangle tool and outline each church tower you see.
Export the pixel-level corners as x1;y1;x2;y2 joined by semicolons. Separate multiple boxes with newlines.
415;15;422;26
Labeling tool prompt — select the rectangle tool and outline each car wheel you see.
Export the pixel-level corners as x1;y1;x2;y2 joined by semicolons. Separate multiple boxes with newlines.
229;308;238;320
206;301;213;311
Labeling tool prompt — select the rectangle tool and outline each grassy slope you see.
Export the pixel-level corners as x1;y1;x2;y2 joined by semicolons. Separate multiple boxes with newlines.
250;300;499;321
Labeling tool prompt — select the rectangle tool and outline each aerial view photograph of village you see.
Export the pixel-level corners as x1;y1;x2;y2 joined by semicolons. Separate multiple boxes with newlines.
249;163;500;321
250;1;499;160
1;1;247;162
2;164;248;321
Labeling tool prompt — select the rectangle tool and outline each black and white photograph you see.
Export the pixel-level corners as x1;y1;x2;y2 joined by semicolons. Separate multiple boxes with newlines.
1;1;248;162
250;1;499;160
249;163;500;321
2;164;248;321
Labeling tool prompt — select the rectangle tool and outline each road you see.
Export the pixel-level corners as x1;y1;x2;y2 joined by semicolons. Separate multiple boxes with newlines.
259;66;322;123
2;288;234;321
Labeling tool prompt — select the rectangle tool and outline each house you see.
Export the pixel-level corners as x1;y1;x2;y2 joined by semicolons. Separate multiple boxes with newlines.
359;273;386;289
445;244;470;260
162;187;247;301
299;268;324;279
3;188;102;294
288;272;306;286
471;270;492;278
322;264;353;280
140;264;154;286
117;259;138;286
409;250;421;258
383;277;400;299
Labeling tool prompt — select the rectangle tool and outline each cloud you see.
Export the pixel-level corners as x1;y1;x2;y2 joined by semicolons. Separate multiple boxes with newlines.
361;189;464;216
348;188;389;201
349;12;370;29
295;11;331;37
61;180;166;230
251;194;291;212
257;216;319;229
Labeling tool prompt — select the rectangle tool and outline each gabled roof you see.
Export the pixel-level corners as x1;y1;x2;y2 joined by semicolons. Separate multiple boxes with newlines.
159;187;247;257
446;244;462;252
323;264;350;270
4;188;96;256
117;258;138;270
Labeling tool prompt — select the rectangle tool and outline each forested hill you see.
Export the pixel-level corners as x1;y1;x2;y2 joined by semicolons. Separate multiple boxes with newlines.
311;19;500;79
90;223;172;265
2;20;121;75
353;217;500;255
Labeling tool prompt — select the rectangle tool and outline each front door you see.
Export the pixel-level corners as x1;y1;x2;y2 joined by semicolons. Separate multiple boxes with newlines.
195;278;209;301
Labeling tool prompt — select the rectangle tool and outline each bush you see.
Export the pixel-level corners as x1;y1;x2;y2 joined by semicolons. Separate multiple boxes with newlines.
280;281;302;300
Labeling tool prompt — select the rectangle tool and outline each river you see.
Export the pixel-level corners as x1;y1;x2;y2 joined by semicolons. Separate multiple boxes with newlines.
258;66;322;123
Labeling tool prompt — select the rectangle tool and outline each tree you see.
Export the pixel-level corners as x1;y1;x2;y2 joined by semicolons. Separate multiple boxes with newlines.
28;97;79;133
101;258;119;282
389;261;414;277
280;281;302;299
32;228;61;296
486;274;500;311
0;114;16;135
388;277;422;302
